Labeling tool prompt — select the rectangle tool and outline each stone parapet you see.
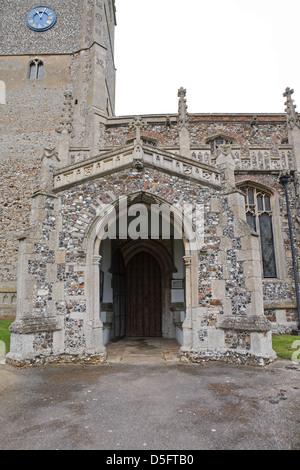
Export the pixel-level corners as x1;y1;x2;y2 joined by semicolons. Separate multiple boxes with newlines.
53;144;221;190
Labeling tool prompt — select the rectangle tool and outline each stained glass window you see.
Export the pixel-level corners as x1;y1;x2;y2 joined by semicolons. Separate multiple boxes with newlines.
242;186;277;278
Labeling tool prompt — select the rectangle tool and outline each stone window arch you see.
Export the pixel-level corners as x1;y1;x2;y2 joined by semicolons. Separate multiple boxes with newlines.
29;59;44;80
241;185;277;278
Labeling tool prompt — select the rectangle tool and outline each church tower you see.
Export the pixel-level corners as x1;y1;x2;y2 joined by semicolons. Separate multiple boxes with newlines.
0;1;117;308
0;0;117;156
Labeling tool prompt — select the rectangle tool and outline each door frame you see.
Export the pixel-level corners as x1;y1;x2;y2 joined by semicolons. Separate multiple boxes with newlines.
83;191;200;354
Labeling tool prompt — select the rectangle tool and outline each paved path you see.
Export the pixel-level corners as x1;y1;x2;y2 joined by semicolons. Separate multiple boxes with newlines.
0;358;299;450
106;337;180;363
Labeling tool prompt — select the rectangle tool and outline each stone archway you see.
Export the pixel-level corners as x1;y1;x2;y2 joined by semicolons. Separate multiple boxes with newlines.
106;237;177;342
83;191;201;357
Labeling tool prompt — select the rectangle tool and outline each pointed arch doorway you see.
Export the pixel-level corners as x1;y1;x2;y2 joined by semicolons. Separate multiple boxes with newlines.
109;237;178;342
92;192;199;350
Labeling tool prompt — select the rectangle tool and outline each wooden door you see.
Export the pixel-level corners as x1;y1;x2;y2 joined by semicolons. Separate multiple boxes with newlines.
126;251;162;337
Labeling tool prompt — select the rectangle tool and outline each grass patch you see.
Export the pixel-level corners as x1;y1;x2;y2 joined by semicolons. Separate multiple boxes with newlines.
0;319;14;354
272;334;300;361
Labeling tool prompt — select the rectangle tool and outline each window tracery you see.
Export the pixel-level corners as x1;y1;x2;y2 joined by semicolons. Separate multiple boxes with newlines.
29;59;44;79
241;186;277;278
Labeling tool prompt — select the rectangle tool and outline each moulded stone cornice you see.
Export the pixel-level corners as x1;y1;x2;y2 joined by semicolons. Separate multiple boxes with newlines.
235;169;295;175
16;223;44;241
0;287;17;293
104;114;286;127
221;187;252;199
218;315;272;332
9;317;61;335
31;190;58;199
263;300;297;310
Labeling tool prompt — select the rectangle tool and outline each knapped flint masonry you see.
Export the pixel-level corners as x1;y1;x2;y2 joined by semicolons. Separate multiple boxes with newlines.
0;1;299;366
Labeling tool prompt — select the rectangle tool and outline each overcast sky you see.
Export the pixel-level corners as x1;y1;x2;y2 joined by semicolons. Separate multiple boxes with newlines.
114;0;300;116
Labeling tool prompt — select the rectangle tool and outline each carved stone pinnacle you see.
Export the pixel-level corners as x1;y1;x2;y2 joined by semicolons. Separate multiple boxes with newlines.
283;87;300;130
129;117;147;142
56;90;75;136
178;87;189;130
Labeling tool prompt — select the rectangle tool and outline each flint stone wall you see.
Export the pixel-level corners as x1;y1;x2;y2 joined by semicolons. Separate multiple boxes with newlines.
6;159;277;365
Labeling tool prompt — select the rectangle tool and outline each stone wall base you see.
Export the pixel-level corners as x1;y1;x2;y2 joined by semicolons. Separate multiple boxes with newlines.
271;322;298;335
6;352;107;368
0;308;16;319
180;349;277;367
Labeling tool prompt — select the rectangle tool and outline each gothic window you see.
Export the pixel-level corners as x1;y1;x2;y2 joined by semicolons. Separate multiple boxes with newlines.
242;186;277;278
29;59;44;79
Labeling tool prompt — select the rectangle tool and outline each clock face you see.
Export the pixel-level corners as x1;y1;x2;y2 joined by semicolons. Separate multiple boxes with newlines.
26;6;56;31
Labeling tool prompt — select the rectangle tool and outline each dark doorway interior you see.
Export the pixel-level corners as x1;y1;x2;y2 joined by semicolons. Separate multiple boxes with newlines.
112;250;126;341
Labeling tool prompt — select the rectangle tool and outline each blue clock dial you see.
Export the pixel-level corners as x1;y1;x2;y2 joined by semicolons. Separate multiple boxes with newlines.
26;7;56;31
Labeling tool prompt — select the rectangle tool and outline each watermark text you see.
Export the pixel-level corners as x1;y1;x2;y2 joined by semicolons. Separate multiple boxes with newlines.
94;197;204;249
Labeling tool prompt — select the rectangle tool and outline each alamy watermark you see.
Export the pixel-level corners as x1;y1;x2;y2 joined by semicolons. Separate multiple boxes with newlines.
0;80;6;105
93;197;204;250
